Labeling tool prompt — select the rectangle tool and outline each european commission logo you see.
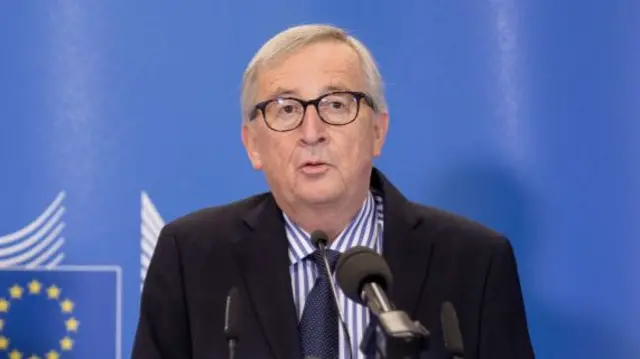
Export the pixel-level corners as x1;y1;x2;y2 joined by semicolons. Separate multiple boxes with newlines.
0;192;67;268
140;192;164;290
0;194;122;359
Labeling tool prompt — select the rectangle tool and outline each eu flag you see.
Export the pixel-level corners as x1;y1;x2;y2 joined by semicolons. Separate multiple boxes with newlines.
0;266;120;359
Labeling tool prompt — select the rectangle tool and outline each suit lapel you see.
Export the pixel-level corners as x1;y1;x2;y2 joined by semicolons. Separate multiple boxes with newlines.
373;169;435;316
235;195;302;359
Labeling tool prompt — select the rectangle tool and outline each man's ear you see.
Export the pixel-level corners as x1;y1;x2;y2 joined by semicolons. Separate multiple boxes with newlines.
241;123;263;170
372;112;389;157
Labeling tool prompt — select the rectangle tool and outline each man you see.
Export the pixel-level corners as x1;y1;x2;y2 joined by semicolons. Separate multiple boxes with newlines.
132;24;534;359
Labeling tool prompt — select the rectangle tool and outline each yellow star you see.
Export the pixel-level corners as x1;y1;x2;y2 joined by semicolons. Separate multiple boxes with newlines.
0;299;10;313
59;336;73;351
27;280;42;295
0;335;9;350
46;285;61;300
45;351;59;359
9;284;23;299
60;299;74;313
0;318;4;330
65;317;79;332
9;349;22;359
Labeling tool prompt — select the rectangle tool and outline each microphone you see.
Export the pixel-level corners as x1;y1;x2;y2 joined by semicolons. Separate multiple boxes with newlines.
336;246;395;316
336;246;430;358
224;286;241;359
441;301;464;359
334;246;394;316
310;230;354;359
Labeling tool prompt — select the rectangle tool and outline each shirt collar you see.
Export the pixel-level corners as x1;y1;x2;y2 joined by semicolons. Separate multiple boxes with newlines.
284;190;382;265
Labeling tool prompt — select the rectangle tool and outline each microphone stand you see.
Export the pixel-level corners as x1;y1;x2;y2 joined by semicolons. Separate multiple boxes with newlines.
315;237;354;359
360;309;430;359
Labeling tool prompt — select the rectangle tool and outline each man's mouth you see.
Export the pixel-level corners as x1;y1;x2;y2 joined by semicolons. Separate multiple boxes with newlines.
299;161;330;174
302;161;327;167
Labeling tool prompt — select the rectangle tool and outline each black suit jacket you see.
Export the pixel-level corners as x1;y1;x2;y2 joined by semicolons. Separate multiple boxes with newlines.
132;169;535;359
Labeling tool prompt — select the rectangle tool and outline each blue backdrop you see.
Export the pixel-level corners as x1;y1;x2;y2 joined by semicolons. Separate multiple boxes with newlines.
1;1;638;358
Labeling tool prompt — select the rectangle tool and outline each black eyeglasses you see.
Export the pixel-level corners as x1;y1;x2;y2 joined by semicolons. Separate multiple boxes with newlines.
248;91;377;132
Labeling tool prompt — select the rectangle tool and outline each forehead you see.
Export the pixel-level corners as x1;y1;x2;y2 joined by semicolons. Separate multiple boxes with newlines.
256;40;365;99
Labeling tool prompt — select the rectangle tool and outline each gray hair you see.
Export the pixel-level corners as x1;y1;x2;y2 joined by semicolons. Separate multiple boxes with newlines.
241;24;387;123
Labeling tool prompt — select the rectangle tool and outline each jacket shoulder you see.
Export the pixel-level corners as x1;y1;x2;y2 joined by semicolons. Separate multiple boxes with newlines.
410;201;510;249
159;192;270;242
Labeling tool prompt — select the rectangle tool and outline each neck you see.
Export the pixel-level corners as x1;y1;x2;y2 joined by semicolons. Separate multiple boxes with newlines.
279;188;370;242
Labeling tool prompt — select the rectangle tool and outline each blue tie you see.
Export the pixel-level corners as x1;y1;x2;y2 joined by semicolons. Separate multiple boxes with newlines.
299;249;341;359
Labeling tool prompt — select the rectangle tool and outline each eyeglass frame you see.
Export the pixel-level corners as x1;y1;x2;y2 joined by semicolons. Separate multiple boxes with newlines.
248;90;378;132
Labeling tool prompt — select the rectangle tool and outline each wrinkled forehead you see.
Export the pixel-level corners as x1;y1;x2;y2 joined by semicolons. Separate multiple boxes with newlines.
256;40;366;100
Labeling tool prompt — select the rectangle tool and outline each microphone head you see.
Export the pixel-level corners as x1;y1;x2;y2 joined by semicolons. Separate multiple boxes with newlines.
224;286;241;340
310;230;329;248
441;301;464;356
335;246;393;304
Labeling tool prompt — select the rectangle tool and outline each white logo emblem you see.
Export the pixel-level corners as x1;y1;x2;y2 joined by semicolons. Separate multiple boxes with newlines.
0;191;66;268
140;192;165;290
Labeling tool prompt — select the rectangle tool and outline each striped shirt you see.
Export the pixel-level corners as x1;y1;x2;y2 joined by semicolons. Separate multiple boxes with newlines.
283;190;384;359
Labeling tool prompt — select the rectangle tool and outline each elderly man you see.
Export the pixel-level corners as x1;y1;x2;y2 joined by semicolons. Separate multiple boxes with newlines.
132;24;534;359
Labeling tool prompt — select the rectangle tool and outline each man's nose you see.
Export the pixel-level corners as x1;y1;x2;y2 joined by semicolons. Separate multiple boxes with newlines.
299;106;327;145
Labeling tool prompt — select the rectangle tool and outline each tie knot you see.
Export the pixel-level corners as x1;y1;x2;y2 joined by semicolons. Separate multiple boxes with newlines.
309;249;341;273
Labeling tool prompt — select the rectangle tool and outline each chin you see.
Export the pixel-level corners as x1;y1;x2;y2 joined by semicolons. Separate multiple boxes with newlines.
297;186;343;205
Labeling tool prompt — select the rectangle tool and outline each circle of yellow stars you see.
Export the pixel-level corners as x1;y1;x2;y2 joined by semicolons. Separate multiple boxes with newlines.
0;280;80;359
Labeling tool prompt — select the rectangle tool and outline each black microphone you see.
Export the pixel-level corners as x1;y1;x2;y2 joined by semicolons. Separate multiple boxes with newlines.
224;286;241;359
441;301;464;359
336;246;430;358
310;230;354;359
335;246;394;316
